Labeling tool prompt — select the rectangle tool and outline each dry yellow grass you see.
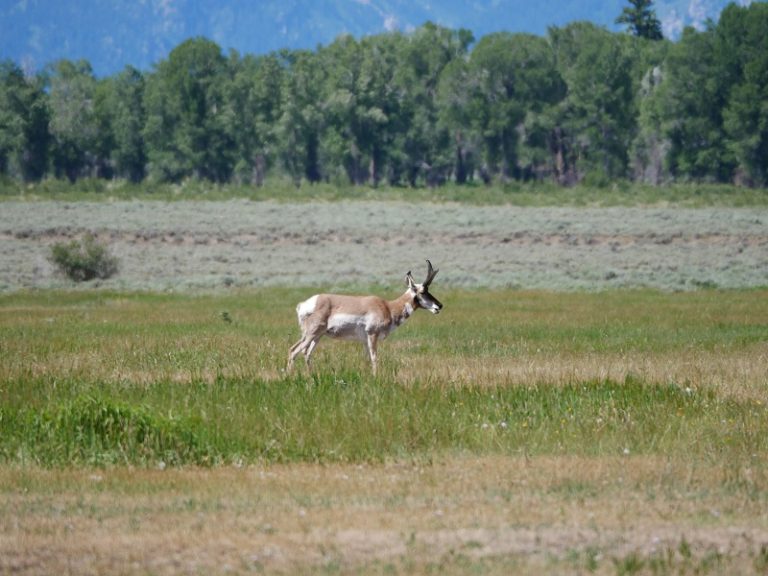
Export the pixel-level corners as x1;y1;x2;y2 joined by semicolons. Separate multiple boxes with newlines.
6;341;767;400
3;456;767;575
396;344;768;401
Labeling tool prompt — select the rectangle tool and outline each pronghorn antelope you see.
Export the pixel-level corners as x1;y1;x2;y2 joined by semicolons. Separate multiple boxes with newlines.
288;260;443;373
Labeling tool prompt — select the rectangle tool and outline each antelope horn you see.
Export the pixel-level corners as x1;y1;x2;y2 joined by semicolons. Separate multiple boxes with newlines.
424;260;439;287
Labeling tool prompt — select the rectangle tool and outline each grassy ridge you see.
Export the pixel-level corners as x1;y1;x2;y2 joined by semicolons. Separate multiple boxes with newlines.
2;288;767;468
2;177;768;207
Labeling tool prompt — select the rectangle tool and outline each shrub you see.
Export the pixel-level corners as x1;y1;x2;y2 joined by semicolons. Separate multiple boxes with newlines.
49;234;119;282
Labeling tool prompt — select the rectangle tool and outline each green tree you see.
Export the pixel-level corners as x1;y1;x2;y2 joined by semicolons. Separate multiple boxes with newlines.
0;61;49;181
92;77;118;179
549;23;636;184
321;35;365;185
720;3;768;186
437;57;482;184
653;26;733;182
321;34;400;186
47;59;100;182
464;33;565;183
224;51;282;185
503;34;565;181
616;0;663;40
103;66;146;182
144;38;233;182
469;33;524;182
392;23;473;186
276;49;324;185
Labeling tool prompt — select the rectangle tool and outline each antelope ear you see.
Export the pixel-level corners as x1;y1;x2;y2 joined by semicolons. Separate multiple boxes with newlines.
405;271;417;290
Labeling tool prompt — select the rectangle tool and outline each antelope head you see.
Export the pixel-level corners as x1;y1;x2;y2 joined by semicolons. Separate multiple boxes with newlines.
406;259;443;314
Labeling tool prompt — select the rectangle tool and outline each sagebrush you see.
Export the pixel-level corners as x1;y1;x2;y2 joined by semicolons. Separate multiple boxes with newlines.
49;234;119;282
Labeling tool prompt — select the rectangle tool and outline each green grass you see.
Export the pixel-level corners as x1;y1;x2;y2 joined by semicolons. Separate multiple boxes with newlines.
2;374;766;469
434;289;766;354
2;177;767;207
1;288;767;469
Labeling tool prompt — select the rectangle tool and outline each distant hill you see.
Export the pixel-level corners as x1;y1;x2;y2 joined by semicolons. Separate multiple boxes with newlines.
0;0;750;76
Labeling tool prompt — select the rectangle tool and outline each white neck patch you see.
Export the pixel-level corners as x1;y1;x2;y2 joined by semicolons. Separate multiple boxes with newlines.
394;302;414;327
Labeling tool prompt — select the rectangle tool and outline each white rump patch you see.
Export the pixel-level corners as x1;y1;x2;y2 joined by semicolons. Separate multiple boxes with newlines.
296;295;318;323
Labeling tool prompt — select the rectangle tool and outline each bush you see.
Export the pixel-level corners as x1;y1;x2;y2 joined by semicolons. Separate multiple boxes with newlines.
49;234;119;282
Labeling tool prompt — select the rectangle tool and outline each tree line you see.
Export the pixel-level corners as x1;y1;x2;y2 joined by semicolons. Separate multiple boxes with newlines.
1;2;766;189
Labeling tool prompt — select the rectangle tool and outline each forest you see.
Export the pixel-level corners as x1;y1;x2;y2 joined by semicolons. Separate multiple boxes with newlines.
0;1;766;189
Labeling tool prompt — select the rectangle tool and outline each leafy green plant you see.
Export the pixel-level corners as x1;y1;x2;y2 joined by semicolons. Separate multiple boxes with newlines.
49;234;119;282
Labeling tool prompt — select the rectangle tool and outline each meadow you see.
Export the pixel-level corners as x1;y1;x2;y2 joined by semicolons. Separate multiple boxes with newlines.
1;188;768;574
1;287;767;574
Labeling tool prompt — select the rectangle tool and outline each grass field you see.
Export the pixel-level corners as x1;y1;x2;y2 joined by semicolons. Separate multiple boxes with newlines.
2;288;767;574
